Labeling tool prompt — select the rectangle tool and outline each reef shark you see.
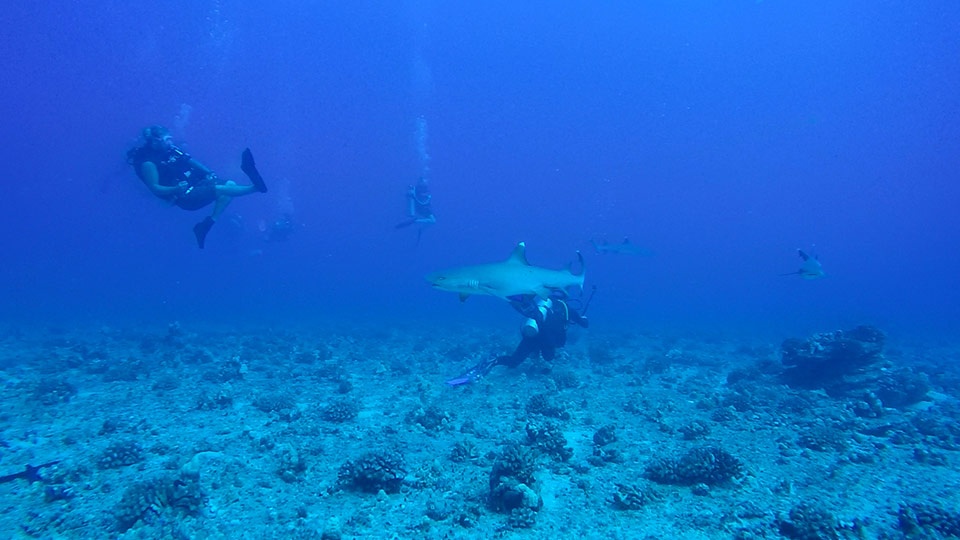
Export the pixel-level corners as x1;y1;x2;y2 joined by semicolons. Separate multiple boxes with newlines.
781;249;825;280
427;242;585;302
591;237;653;256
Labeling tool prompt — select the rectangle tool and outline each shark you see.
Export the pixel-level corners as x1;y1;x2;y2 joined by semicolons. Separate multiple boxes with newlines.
426;242;585;302
591;237;653;256
781;249;825;280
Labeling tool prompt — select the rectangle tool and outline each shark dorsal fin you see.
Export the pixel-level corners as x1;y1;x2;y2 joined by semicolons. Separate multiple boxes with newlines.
507;242;530;265
621;237;631;245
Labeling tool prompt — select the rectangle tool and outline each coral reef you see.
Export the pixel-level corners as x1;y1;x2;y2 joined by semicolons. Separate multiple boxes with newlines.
526;393;571;420
645;445;744;486
488;444;541;515
113;472;204;532
612;482;658;510
321;399;359;423
97;440;145;470
898;502;960;538
776;501;839;540
779;325;886;394
406;404;452;432
254;392;296;413
525;419;573;462
337;450;406;494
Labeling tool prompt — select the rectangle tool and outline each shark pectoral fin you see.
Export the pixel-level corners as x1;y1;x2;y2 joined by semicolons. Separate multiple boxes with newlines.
459;293;470;303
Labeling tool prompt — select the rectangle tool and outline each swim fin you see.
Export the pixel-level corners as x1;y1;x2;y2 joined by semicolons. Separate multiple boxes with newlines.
241;148;268;193
193;216;215;249
395;218;416;229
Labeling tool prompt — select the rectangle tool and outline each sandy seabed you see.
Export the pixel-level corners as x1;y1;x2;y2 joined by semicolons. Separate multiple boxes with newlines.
1;321;958;540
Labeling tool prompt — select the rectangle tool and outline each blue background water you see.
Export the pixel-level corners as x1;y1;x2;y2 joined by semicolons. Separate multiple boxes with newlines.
2;1;958;339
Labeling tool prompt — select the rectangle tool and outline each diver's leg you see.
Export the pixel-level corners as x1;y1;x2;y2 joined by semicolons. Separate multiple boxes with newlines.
210;194;233;220
192;194;232;249
501;338;538;368
215;180;258;197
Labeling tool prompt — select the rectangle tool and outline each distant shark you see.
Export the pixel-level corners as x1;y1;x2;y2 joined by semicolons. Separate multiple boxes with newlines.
591;237;652;256
427;242;585;302
781;249;825;280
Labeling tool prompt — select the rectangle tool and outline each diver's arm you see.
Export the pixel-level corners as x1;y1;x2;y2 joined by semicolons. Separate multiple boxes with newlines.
187;158;216;178
566;305;589;328
138;161;183;198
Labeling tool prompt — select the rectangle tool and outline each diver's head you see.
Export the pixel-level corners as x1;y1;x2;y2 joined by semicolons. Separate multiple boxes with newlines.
142;125;173;150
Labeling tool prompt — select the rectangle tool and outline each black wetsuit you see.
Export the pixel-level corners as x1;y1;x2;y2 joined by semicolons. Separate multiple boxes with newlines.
127;145;218;210
412;184;433;220
497;298;588;368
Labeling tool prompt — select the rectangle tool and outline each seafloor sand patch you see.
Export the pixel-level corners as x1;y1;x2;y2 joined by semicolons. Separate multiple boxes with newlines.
1;322;958;539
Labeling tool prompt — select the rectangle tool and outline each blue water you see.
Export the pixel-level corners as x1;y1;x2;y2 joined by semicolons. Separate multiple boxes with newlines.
2;1;958;339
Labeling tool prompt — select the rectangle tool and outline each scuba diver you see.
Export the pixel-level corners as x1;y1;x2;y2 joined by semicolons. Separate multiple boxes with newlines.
447;287;595;386
395;177;436;245
263;213;295;242
127;125;268;248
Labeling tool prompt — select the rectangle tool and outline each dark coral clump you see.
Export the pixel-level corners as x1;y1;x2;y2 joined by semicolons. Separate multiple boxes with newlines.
875;368;931;408
612;483;658;510
489;445;542;516
202;358;244;383
910;410;960;450
593;425;617;447
34;378;77;405
645;446;743;486
337;450;406;494
551;370;581;390
490;444;538;490
779;325;885;392
506;507;537;529
679;421;711;441
103;356;147;382
254;392;296;413
321;399;359;423
898;502;960;538
195;389;234;410
776;501;839;540
406;405;451;431
796;424;850;452
525;393;570;420
449;441;479;463
97;440;145;470
113;472;204;532
525;420;573;462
